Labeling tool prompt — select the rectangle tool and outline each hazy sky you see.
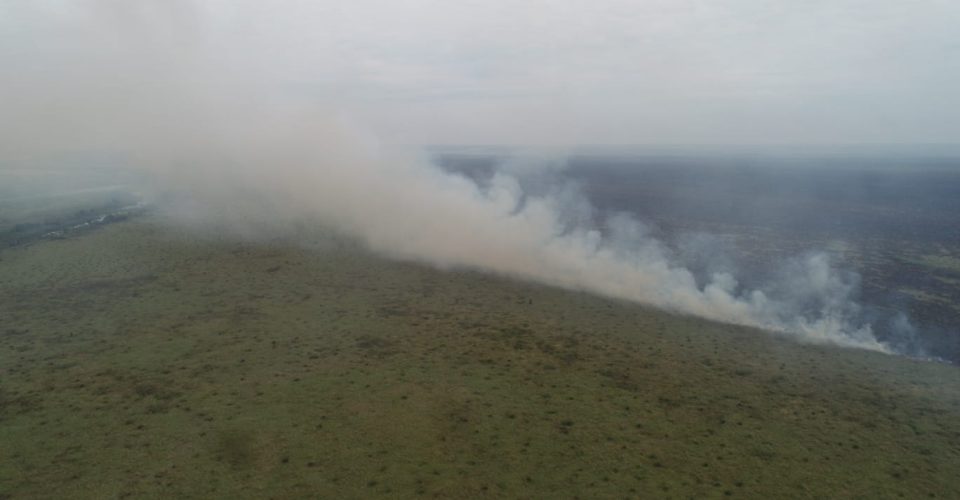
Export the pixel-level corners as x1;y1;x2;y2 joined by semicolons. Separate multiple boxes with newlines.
2;0;959;146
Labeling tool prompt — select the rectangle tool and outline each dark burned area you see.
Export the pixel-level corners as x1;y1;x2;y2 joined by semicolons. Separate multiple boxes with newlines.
0;193;144;249
434;151;960;363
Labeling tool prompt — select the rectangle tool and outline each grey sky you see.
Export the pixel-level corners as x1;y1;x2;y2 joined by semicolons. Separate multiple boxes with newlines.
2;0;959;146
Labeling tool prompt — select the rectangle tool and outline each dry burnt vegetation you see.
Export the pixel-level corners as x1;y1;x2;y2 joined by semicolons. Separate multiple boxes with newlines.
436;153;960;362
1;215;959;498
564;156;960;362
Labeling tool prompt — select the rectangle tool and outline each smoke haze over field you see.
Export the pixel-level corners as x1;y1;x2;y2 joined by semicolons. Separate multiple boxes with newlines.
5;1;957;354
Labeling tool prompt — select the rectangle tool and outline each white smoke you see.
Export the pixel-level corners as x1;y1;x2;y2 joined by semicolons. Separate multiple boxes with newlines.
173;134;890;351
0;2;893;353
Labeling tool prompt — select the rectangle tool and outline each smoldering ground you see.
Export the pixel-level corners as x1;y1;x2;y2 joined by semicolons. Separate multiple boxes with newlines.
0;2;930;357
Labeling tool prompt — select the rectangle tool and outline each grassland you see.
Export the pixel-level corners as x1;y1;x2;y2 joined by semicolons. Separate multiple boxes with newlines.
908;254;960;274
1;215;959;499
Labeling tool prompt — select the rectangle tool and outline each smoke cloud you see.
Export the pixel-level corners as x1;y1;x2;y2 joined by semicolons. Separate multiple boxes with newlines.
1;2;904;354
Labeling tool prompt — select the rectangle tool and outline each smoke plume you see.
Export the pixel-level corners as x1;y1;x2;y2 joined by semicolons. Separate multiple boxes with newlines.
0;2;899;354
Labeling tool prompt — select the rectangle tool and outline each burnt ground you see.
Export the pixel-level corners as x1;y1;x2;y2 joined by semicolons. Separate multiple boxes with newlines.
435;151;960;363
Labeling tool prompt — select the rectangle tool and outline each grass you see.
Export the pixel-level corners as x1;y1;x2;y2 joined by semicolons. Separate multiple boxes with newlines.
910;254;960;274
1;214;959;498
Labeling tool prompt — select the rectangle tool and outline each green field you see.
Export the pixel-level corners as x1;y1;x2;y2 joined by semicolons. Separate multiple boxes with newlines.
909;254;960;274
1;215;959;498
